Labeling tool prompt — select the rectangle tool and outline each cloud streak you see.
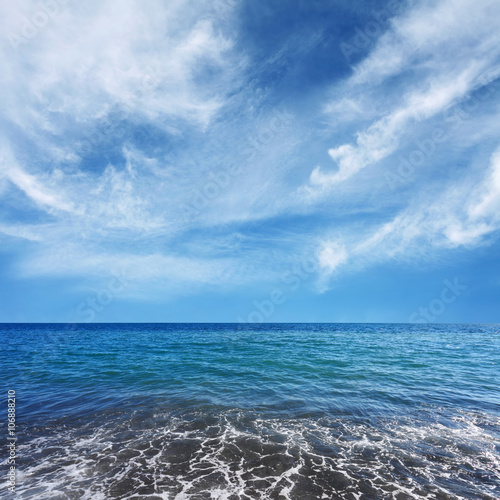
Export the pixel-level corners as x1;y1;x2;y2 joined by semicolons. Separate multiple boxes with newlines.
306;0;500;194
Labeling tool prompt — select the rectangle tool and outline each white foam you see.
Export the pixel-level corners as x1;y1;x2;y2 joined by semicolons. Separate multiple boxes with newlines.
12;407;500;499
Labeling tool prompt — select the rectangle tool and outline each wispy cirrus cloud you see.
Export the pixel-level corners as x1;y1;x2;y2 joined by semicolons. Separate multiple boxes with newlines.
292;0;500;292
1;0;239;128
305;0;500;195
315;144;500;289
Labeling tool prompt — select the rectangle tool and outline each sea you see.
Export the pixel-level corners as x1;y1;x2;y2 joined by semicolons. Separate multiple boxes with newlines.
1;323;499;499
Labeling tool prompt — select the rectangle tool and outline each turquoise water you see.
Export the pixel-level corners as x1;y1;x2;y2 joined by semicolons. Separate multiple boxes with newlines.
2;323;500;499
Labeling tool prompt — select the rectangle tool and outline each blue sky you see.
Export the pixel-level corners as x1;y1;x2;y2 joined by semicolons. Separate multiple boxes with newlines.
1;0;500;323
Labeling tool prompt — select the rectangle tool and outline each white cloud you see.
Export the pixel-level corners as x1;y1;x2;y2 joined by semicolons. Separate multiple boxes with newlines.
351;0;500;87
468;148;500;220
309;66;479;189
316;145;500;290
0;0;240;139
306;0;500;195
0;145;75;213
316;240;348;292
0;1;250;237
0;0;304;240
319;241;348;272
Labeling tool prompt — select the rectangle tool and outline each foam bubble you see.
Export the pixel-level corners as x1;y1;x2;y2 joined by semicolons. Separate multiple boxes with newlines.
12;406;500;499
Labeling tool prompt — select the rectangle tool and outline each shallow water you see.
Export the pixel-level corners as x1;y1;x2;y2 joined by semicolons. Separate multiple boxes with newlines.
2;323;499;499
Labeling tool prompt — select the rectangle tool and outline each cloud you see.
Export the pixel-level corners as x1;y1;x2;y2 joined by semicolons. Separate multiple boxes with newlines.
316;144;500;290
0;145;75;213
468;147;500;221
305;0;500;195
1;0;239;131
0;1;250;232
319;241;348;272
351;0;500;86
316;240;348;292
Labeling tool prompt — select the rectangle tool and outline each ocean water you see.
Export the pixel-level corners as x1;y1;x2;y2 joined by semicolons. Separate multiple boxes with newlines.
1;323;500;500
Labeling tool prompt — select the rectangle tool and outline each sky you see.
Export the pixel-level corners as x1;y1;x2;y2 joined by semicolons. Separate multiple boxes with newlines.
1;0;500;323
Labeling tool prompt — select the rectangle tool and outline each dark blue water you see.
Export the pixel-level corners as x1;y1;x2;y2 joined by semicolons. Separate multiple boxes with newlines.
2;323;499;499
